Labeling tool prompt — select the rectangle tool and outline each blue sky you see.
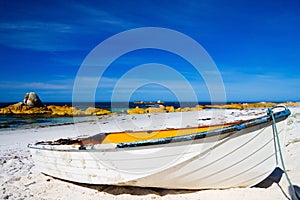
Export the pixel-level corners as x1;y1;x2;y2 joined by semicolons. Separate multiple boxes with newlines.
0;0;299;102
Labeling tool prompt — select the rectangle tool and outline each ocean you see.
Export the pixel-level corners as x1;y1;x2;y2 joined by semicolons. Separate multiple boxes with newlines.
0;102;206;130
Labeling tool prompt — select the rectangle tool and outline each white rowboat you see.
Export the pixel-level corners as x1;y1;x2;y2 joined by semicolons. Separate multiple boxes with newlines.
29;106;291;189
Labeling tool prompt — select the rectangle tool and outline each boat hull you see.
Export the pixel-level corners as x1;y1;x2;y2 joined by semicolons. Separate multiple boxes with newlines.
29;118;287;189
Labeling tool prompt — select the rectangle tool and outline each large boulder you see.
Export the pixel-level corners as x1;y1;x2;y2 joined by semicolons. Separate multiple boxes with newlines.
23;92;43;107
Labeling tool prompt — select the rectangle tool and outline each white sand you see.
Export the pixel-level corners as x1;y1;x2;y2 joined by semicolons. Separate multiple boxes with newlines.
1;107;300;200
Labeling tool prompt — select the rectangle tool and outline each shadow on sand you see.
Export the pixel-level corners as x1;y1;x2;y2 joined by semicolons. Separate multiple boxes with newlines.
289;185;300;200
44;173;198;196
253;167;300;200
44;167;300;198
74;183;199;196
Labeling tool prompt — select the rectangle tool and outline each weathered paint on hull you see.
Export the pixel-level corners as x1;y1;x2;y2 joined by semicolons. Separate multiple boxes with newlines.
29;119;287;189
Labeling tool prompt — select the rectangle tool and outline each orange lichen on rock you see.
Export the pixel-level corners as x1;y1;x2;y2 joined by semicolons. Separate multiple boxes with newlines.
0;103;110;116
47;105;82;116
84;107;97;115
242;102;277;109
145;105;166;113
48;105;110;116
191;105;204;111
178;105;204;112
282;102;300;107
0;102;51;115
175;108;181;112
84;107;111;115
180;107;193;112
165;106;175;113
126;104;205;114
204;103;243;109
127;106;146;114
204;102;278;109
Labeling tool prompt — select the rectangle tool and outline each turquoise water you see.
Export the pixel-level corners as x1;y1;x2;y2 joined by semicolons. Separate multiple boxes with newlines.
0;115;96;130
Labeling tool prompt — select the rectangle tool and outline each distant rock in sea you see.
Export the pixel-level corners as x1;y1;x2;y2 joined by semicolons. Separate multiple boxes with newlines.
23;92;43;107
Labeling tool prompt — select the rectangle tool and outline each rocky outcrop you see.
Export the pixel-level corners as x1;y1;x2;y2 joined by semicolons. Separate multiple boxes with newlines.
23;92;43;107
204;102;277;109
0;92;112;116
0;104;111;116
125;102;300;115
47;105;83;116
165;106;175;112
178;105;204;112
284;102;300;107
0;102;51;115
43;105;111;116
0;107;12;115
127;106;146;114
126;104;204;114
84;107;111;116
145;105;166;113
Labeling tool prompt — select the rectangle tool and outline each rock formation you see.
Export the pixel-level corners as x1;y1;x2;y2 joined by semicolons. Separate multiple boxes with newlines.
145;105;166;113
127;106;146;114
84;107;111;116
23;92;43;107
204;102;277;109
0;92;111;116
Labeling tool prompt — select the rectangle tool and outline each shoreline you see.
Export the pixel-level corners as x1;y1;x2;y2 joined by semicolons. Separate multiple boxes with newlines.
1;106;299;137
1;102;300;131
1;101;300;115
1;107;300;199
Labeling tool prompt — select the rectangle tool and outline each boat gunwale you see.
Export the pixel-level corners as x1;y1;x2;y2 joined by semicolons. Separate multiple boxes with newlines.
117;109;290;148
28;109;291;151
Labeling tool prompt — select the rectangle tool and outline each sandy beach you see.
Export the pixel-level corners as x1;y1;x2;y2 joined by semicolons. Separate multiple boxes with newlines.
1;107;300;200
